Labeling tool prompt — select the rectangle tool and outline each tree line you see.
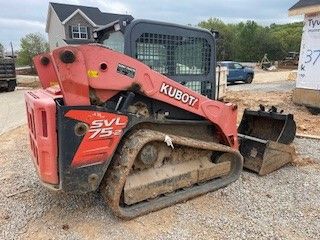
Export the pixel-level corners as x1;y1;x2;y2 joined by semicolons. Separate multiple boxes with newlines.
0;18;303;68
198;18;303;62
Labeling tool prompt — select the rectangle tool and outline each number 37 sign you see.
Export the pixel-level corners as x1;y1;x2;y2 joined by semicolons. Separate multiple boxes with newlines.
298;14;320;90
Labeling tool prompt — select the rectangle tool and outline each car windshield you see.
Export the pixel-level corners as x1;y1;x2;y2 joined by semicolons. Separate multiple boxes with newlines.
234;63;243;69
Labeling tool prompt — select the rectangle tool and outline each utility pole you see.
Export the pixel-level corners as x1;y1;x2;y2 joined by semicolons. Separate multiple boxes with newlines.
10;42;14;58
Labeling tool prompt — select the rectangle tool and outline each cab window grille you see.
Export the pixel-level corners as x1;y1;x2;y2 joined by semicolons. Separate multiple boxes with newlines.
184;81;213;98
135;33;211;77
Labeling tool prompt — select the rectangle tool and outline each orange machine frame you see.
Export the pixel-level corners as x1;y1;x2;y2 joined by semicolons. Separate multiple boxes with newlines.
34;45;239;149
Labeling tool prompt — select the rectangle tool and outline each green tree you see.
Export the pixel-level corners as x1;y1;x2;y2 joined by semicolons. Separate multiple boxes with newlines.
198;18;303;62
17;33;49;68
269;22;303;59
198;18;235;61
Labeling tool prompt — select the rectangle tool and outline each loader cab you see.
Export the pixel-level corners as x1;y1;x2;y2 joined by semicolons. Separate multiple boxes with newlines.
94;18;217;99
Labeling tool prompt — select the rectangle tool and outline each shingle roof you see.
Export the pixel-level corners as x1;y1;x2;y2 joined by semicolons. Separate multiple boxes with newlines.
50;2;132;25
289;0;320;10
63;39;95;45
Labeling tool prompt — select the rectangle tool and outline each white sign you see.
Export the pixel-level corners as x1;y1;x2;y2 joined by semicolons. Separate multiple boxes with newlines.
297;14;320;90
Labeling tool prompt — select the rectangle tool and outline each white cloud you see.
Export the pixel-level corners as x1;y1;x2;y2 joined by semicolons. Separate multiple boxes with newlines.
96;0;132;14
0;18;45;50
72;0;132;14
64;0;81;4
0;0;302;50
0;18;44;30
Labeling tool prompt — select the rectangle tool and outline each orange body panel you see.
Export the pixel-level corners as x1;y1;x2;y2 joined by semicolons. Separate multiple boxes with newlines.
25;89;61;184
35;45;239;149
65;110;128;167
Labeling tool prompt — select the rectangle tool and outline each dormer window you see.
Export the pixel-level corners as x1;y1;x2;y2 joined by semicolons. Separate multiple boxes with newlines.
72;25;88;39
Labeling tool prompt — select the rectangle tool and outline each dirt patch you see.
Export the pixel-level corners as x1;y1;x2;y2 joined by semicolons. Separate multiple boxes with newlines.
292;156;318;167
16;75;41;89
253;69;294;83
18;81;41;89
0;125;27;151
225;90;320;136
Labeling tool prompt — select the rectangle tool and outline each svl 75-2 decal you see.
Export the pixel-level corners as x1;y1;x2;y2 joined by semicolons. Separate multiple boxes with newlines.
65;110;128;167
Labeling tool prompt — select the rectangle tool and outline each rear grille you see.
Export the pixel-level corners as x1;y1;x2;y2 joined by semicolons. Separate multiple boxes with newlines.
27;108;38;164
25;90;59;185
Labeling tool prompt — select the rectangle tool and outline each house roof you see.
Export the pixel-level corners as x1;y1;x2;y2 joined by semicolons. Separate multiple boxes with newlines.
289;0;320;10
289;0;320;16
63;39;95;45
49;2;132;26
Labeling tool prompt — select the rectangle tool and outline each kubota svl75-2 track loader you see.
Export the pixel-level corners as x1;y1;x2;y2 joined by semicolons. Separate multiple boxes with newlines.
25;19;296;219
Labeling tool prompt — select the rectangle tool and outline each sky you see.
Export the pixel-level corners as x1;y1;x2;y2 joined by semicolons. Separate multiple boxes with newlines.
0;0;302;51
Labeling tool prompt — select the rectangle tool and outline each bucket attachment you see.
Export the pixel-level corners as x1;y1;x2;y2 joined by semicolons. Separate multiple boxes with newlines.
238;106;296;175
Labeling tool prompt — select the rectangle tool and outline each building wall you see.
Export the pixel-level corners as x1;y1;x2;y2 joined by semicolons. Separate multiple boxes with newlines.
64;13;95;40
48;7;67;50
293;12;320;109
296;13;320;90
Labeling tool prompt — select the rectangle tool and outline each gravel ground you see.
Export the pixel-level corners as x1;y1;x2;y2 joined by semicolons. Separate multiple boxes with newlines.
228;81;295;92
294;137;320;160
1;125;319;240
227;69;296;92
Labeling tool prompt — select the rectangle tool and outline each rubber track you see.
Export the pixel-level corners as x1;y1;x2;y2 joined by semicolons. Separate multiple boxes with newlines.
101;129;243;219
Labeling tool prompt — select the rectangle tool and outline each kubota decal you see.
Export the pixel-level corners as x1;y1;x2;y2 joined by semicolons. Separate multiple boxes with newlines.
65;110;128;167
159;82;199;108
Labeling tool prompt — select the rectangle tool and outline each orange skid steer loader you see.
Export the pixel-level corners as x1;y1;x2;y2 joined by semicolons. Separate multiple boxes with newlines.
25;19;296;219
